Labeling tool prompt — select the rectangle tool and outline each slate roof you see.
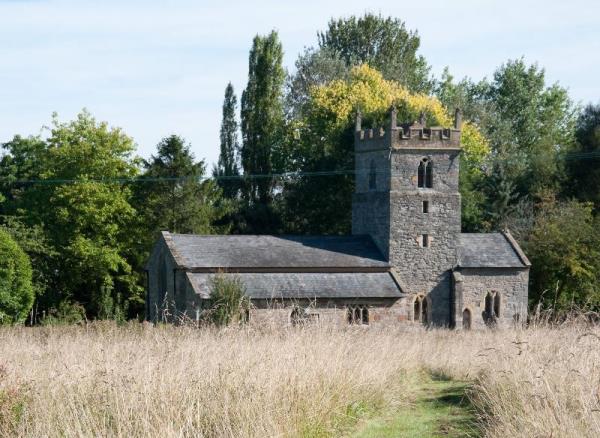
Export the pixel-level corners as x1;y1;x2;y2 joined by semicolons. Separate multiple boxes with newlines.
458;232;529;268
186;272;404;299
164;233;389;270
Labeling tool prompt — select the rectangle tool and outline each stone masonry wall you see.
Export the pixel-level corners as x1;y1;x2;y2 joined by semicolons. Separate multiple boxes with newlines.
248;297;410;328
352;127;462;326
146;237;178;322
454;268;529;329
387;149;461;326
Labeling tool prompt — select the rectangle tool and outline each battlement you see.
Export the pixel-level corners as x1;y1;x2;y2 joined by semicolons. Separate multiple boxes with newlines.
355;108;462;151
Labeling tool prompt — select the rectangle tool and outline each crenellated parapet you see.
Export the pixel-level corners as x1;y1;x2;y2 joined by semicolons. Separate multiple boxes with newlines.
355;107;463;152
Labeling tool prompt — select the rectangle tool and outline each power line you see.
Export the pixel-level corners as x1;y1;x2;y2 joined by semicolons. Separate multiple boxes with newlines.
0;170;358;185
0;150;598;185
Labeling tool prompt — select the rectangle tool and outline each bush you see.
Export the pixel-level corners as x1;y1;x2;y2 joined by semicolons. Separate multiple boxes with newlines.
0;228;34;324
206;274;250;326
40;301;86;326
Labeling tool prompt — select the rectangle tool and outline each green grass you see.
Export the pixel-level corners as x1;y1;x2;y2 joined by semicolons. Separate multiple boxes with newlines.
347;374;480;438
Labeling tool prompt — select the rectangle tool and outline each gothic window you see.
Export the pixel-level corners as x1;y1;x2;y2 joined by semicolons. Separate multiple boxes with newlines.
418;160;425;187
418;158;434;188
347;305;369;325
413;295;429;326
494;292;501;318
462;308;472;330
421;298;429;325
426;160;434;188
369;160;377;191
484;291;500;327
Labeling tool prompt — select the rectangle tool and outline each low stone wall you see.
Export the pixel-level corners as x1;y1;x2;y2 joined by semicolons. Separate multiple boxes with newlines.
249;298;410;328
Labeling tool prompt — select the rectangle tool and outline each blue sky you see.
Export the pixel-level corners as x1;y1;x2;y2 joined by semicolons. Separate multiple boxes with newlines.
1;0;598;166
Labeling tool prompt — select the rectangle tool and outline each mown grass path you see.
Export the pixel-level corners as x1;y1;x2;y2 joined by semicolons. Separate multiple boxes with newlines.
348;375;480;438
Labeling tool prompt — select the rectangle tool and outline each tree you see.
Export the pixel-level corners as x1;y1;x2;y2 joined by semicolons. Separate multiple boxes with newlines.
435;60;576;230
523;200;600;310
282;65;489;234
240;30;285;205
0;135;48;221
567;103;600;210
318;14;432;93
0;226;34;324
486;60;575;198
2;111;144;319
286;47;350;118
214;82;240;199
39;111;142;318
136;135;231;238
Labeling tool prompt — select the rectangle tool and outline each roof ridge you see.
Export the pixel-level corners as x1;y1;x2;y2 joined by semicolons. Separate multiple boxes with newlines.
501;229;532;267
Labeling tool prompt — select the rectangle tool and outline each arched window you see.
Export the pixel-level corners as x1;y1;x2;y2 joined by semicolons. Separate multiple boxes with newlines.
418;158;433;188
414;297;421;321
369;160;377;191
421;298;429;325
484;291;498;327
494;292;501;318
462;308;472;330
418;160;426;188
426;161;433;188
413;295;429;326
347;305;369;325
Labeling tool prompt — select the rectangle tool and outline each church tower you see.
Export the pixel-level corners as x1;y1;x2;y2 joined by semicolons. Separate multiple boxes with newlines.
352;108;463;325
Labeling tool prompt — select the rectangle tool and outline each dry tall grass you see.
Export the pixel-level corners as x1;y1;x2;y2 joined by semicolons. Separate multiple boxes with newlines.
0;322;598;437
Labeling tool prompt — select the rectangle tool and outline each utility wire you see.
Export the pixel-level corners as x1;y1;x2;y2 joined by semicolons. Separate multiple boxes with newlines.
0;170;357;185
0;150;598;185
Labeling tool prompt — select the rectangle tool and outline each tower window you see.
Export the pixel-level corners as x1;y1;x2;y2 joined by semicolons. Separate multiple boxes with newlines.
426;161;433;188
369;160;376;191
418;158;433;188
422;201;429;213
418;161;425;187
422;234;430;247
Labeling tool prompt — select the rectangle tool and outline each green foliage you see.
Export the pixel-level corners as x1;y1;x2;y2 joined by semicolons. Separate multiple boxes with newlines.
318;13;432;93
436;60;576;230
286;47;350;118
40;301;86;325
566;103;600;210
523;200;600;310
0;111;142;320
241;30;285;205
206;275;250;326
214;82;241;199
282;65;488;234
41;111;141;318
136;135;231;236
0;228;34;324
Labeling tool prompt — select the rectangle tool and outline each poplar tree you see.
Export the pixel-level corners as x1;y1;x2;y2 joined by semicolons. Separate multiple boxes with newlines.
214;82;240;199
240;31;285;204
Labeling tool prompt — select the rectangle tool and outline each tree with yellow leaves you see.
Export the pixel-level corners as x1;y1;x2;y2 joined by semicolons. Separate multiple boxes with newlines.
281;65;490;234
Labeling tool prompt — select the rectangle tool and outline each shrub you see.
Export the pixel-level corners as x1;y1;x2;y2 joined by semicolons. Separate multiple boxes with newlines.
40;301;86;326
206;274;250;326
0;229;34;324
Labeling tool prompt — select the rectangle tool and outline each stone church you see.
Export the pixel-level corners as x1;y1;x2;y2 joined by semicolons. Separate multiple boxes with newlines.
146;108;530;329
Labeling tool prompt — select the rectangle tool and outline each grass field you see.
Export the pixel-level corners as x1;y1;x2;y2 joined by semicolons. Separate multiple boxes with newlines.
0;321;599;437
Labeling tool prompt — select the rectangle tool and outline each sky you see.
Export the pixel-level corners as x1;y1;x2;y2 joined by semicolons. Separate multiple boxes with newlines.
1;0;599;167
